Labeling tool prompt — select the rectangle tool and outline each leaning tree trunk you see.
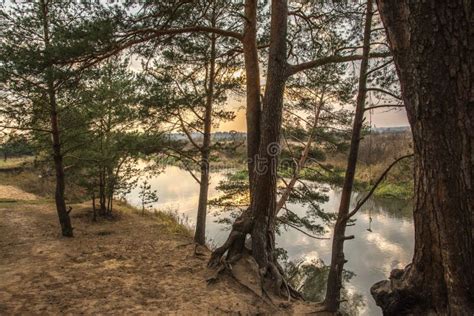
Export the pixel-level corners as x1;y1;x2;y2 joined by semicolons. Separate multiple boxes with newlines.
324;0;373;312
41;0;73;237
194;32;216;245
49;99;73;237
371;1;474;314
276;92;324;214
209;0;297;298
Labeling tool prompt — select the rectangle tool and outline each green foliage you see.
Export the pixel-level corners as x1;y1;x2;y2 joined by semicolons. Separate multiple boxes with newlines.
0;134;35;158
210;169;250;225
64;59;165;214
138;180;159;214
374;182;413;200
138;4;244;186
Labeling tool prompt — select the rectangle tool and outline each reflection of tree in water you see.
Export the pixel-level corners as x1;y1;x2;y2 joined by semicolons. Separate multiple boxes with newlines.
283;259;365;316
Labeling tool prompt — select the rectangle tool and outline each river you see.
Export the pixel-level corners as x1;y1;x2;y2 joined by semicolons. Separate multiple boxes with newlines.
126;165;414;316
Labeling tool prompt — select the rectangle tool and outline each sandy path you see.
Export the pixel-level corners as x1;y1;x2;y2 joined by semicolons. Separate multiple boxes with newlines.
0;202;283;315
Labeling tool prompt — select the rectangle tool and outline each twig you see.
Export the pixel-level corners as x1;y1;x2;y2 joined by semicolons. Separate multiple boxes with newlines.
346;154;414;219
277;218;330;240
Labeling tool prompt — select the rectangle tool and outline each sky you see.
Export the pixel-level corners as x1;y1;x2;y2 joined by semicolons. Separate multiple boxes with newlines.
124;18;410;133
130;55;409;132
217;97;409;132
1;0;410;133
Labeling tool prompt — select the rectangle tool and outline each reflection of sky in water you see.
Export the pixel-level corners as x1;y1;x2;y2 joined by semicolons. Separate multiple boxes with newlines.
127;166;414;316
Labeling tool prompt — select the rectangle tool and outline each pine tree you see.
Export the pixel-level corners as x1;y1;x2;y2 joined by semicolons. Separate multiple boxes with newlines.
0;1;98;236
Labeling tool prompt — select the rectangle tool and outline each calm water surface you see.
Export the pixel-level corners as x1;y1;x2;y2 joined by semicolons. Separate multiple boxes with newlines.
126;166;414;316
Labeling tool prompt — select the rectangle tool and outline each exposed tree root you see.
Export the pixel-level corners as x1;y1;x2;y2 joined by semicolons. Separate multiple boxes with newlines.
193;243;207;258
208;211;252;268
176;242;194;248
370;265;427;315
207;210;303;304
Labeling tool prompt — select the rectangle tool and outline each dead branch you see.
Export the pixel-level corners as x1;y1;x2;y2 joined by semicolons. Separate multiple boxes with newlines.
346;154;414;219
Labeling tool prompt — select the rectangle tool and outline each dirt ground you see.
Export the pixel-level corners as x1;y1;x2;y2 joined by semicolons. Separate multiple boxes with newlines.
0;185;318;315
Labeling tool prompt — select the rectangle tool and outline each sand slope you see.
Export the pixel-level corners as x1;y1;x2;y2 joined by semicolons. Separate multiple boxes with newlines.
0;199;282;314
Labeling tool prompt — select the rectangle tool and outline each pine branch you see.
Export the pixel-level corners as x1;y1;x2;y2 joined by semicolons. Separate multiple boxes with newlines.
287;51;391;76
366;87;402;100
364;104;404;112
0;125;51;133
277;217;329;240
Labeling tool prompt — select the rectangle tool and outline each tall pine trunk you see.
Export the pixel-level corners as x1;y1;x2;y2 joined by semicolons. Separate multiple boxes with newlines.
41;0;73;237
209;0;298;297
208;0;262;262
243;0;261;188
99;167;106;215
92;192;97;222
324;0;373;311
371;1;474;314
194;32;216;245
249;0;287;273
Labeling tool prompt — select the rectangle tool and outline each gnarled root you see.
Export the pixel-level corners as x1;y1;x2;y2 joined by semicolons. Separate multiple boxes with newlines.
207;209;303;303
208;211;252;268
208;231;244;268
266;260;303;301
371;265;424;315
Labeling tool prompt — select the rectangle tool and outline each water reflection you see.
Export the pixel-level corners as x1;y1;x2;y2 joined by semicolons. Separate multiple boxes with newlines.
126;166;414;316
284;259;365;316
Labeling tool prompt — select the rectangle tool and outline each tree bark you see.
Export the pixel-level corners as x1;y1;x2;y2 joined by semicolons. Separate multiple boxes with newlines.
208;0;263;266
324;0;373;312
250;0;287;269
371;1;474;314
194;30;217;245
243;0;262;189
99;167;106;215
40;0;73;237
107;189;113;214
50;96;73;237
92;192;97;222
209;0;297;298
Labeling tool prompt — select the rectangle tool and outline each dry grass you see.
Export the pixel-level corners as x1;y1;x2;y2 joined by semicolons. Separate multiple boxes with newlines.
0;156;34;170
114;200;193;236
0;169;86;202
0;185;38;201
